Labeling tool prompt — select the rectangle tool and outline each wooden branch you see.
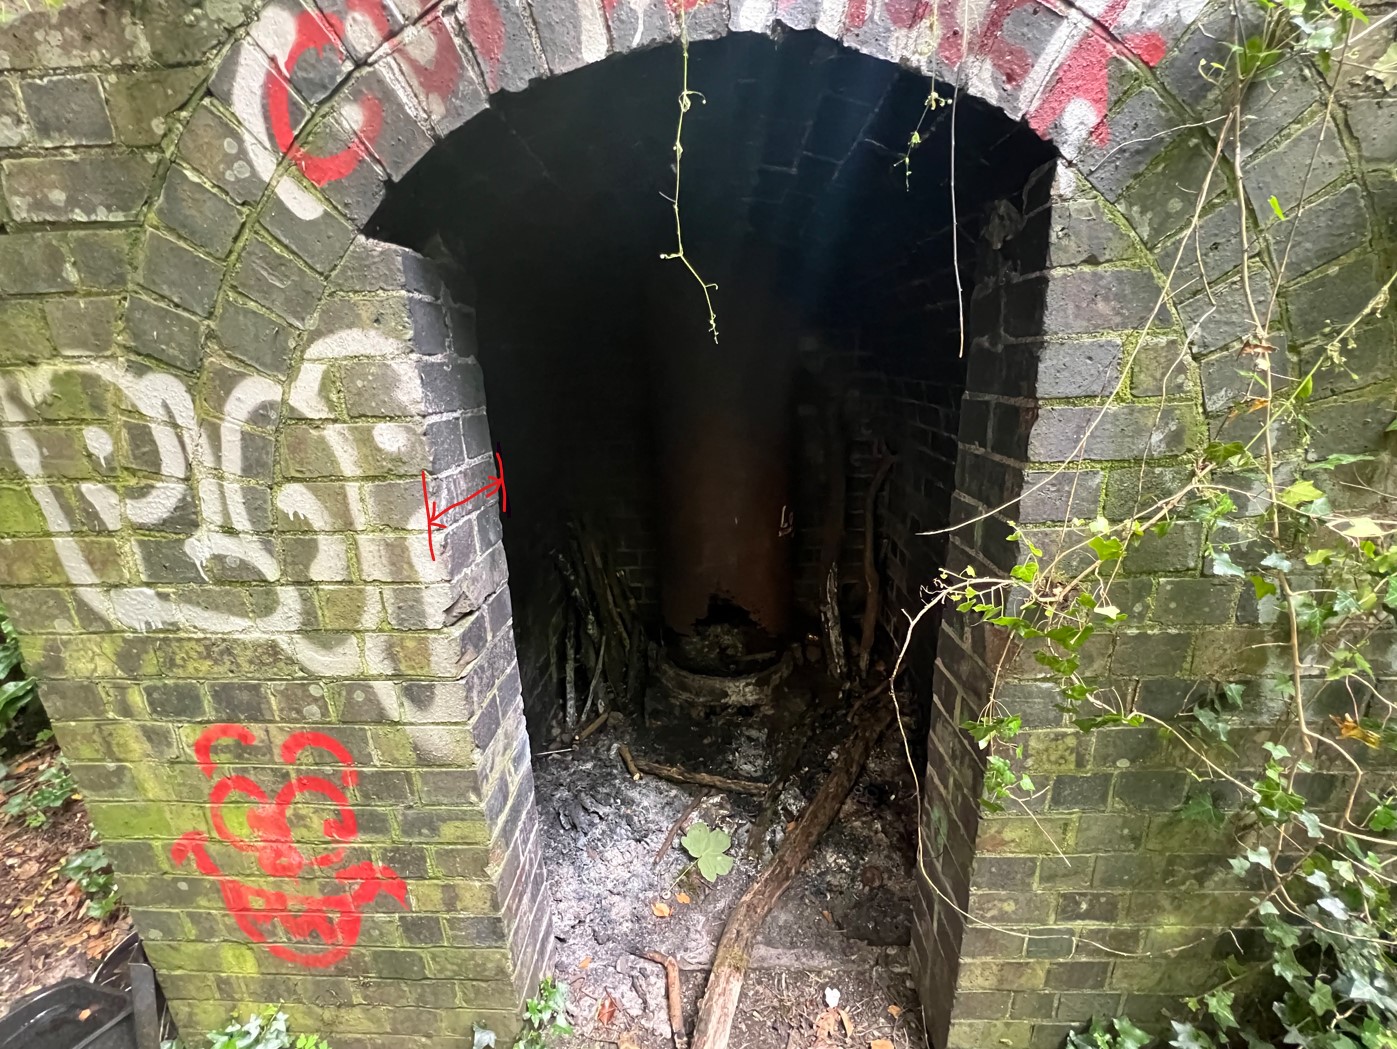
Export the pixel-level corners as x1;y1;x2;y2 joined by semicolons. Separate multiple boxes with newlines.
654;792;709;866
564;616;578;730
574;710;610;743
820;563;847;682
858;451;896;679
619;744;642;781
631;758;769;796
641;951;688;1049
689;698;895;1049
578;634;609;725
553;549;603;650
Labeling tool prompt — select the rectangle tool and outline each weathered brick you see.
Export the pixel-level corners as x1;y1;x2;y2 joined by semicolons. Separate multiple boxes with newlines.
125;294;203;372
140;231;222;317
2;155;155;224
0;232;76;295
232;237;323;326
45;297;119;357
155;166;245;258
103;68;206;146
1027;405;1192;461
20;74;113;145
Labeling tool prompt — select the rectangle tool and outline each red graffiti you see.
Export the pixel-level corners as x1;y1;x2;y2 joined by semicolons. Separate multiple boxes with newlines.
171;724;407;968
462;0;506;92
929;0;1171;146
1025;0;1167;145
422;449;507;561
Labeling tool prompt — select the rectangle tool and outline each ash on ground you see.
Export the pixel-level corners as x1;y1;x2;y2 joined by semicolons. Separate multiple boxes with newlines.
534;675;924;1049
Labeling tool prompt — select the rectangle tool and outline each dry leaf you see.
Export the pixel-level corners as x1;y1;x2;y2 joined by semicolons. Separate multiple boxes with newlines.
651;901;672;918
814;1008;842;1042
886;1005;903;1019
578;956;592;970
675;892;691;905
839;1009;853;1037
821;910;833;923
597;994;619;1027
78;1009;91;1021
871;1040;894;1049
1331;714;1382;748
618;1032;641;1049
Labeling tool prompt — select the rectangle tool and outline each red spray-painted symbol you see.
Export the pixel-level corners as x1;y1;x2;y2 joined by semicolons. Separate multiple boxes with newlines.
171;724;408;969
422;449;507;561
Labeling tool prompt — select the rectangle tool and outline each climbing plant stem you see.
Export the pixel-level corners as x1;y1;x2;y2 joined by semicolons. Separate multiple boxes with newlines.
660;0;719;343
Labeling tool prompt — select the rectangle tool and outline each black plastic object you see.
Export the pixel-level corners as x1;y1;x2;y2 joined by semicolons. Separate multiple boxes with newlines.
0;977;136;1049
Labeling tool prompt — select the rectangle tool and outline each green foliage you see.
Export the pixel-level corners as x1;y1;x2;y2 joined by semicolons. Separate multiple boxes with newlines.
2;752;77;827
61;846;120;919
518;977;573;1049
196;1007;331;1049
1067;1016;1152;1049
0;608;37;736
682;820;735;882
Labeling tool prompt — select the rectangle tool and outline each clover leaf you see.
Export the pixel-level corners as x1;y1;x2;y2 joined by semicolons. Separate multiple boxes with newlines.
681;821;734;882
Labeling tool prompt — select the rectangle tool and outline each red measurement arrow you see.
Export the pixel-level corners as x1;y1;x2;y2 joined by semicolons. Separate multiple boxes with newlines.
422;450;507;561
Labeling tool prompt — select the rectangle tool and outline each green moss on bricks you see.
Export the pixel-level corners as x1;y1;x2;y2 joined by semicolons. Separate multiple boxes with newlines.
84;800;175;839
0;486;46;532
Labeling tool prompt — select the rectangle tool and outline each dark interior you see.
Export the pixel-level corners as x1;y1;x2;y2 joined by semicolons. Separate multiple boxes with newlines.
370;28;1054;745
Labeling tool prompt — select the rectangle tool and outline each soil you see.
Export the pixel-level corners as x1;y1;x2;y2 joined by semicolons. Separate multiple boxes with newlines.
534;663;924;1049
0;743;133;1004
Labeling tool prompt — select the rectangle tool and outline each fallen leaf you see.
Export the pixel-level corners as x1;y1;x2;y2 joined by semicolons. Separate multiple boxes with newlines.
821;910;833;923
78;1009;91;1021
597;994;619;1027
675;892;691;905
887;1005;903;1019
1332;714;1382;748
578;957;591;970
815;1008;842;1042
839;1008;853;1037
871;1040;894;1049
651;901;671;918
618;1033;641;1049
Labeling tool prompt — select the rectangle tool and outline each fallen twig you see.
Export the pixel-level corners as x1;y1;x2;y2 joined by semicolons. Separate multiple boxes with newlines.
689;697;895;1049
577;634;610;726
619;744;642;781
631;759;769;796
640;951;687;1049
574;711;611;743
654;792;710;866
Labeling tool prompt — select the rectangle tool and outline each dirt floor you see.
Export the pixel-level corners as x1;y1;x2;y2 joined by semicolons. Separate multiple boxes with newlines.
0;743;132;1004
533;664;925;1049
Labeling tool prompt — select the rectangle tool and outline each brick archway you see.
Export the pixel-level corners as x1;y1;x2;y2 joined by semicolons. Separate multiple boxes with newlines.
1;0;1392;1046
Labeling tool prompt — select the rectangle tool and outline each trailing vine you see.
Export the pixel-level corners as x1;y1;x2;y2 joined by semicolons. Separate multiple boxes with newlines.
661;0;720;342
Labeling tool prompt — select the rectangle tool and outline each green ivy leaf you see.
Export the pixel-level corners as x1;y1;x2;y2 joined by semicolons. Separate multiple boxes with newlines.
682;821;735;882
1279;479;1325;507
1211;551;1246;577
1088;534;1124;562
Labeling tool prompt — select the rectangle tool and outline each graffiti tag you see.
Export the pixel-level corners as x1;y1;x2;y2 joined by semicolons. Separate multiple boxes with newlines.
171;724;408;968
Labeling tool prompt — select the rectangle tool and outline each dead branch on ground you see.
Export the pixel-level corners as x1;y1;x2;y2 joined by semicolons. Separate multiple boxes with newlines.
631;758;769;796
689;696;895;1049
639;951;688;1049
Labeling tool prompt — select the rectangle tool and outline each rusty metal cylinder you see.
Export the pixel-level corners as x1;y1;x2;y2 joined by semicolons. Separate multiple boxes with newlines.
648;258;796;656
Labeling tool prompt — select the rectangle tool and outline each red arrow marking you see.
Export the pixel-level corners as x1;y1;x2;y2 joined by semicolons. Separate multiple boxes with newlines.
422;451;507;561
